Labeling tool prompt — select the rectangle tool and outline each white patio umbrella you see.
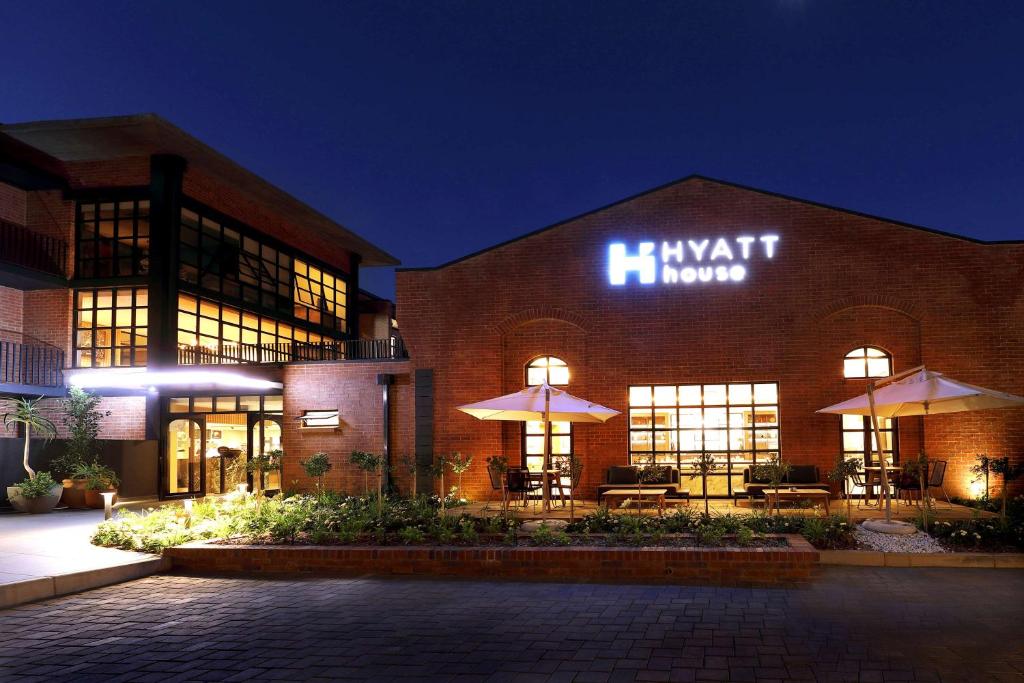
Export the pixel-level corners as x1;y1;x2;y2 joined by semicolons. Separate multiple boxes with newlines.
457;383;619;512
818;366;1024;525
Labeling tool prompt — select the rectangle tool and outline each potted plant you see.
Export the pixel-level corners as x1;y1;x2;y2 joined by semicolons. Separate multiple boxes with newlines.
56;387;110;508
76;462;120;509
9;472;63;514
4;396;59;511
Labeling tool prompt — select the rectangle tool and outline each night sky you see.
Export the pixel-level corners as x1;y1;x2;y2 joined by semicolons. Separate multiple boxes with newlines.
2;1;1022;298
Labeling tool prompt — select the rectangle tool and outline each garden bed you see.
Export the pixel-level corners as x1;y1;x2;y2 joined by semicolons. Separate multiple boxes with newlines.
165;534;818;587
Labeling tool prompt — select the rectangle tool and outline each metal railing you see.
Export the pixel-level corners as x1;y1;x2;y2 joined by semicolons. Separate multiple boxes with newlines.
0;220;67;277
177;337;408;365
0;340;65;388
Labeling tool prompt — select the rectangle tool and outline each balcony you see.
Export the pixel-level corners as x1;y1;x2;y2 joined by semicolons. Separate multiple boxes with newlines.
0;340;65;396
177;337;408;366
0;220;67;289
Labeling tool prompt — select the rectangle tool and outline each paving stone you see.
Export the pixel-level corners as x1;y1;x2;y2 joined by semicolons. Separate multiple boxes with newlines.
0;568;1020;682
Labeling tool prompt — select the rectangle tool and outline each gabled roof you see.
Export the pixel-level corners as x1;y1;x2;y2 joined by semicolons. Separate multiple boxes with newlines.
0;114;399;266
399;174;1021;272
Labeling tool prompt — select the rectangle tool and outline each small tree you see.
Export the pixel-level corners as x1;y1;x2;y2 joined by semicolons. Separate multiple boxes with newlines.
827;455;862;521
688;451;720;517
557;453;584;522
246;448;283;493
632;454;661;518
970;454;992;501
990;456;1024;523
430;453;450;511
300;452;332;493
752;454;791;516
398;453;420;498
53;387;110;479
902;451;932;531
349;451;373;494
449;452;473;502
3;396;57;480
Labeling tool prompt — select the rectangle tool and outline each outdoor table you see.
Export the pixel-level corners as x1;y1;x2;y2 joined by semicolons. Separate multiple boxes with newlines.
764;488;831;515
863;466;896;506
528;469;567;506
601;488;668;514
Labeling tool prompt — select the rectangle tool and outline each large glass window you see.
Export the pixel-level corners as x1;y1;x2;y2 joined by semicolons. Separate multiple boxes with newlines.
74;287;148;367
628;383;780;498
843;346;892;379
76;199;150;278
842;414;899;466
293;259;346;333
522;357;573;477
179;205;348;336
177;294;325;364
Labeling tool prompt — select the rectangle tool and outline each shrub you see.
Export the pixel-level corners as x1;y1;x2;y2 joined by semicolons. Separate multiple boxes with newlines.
73;462;120;491
735;526;755;547
695;520;725;546
398;526;426;545
14;471;58;498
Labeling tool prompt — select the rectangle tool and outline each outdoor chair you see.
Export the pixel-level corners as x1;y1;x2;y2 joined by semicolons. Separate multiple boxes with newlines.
484;462;506;511
927;459;952;508
849;470;878;507
892;471;922;506
506;469;542;510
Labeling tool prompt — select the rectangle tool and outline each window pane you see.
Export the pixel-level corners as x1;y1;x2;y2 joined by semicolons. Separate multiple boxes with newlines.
629;386;652;407
678;385;701;406
629;410;652;428
842;414;863;429
653;385;677;406
703;385;727;405
867;358;891;377
728;383;752;405
753;383;778;404
844;358;866;378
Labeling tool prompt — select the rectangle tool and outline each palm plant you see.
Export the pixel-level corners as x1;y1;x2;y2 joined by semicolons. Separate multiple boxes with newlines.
688;451;720;516
3;396;57;480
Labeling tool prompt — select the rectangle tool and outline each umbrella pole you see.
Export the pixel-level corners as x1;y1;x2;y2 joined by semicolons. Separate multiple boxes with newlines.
866;382;892;523
542;387;551;514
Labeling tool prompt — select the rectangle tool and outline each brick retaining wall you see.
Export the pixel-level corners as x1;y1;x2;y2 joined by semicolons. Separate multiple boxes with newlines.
166;535;819;587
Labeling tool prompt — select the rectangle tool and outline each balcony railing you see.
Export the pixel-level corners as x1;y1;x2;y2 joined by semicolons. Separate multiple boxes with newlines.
0;220;67;277
0;340;65;388
177;337;408;366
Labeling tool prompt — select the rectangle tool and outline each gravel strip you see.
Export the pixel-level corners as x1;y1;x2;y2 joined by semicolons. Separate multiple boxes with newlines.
855;525;947;553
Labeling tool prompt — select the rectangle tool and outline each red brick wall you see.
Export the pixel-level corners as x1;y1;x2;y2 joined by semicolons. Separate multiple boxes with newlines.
0;181;26;224
0;285;24;344
280;361;414;494
397;178;1024;501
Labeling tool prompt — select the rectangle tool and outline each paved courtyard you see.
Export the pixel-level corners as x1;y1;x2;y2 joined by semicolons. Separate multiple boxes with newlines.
0;568;1022;682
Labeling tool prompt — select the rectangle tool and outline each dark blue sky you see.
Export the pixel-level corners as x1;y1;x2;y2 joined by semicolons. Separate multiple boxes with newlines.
2;1;1022;297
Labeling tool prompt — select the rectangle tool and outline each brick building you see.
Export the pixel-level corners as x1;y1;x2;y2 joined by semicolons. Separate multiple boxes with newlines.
390;176;1024;501
2;114;1022;504
0;115;403;499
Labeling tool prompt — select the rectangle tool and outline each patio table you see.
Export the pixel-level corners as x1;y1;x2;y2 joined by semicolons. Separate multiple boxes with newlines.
528;469;567;506
601;488;667;514
764;488;831;515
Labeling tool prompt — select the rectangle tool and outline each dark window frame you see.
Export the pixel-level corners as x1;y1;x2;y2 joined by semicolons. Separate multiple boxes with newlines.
75;194;151;279
73;286;148;368
627;382;781;499
521;356;574;474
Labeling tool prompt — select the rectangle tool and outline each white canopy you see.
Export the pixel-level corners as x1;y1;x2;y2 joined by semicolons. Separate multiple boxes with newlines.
817;369;1024;417
457;383;620;423
457;383;619;513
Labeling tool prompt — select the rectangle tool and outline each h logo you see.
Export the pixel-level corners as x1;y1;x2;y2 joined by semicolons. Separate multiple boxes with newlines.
608;242;656;285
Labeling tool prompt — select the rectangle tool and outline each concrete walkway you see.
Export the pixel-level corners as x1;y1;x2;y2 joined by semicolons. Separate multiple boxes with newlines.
0;508;168;609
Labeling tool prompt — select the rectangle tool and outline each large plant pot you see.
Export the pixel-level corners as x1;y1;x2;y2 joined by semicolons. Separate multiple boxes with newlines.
85;488;118;509
60;478;90;509
6;484;64;514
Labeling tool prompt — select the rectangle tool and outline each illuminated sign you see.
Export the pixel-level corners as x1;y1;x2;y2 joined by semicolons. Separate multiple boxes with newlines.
608;234;778;286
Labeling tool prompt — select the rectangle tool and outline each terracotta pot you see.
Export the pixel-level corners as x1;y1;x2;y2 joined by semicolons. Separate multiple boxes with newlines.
60;478;90;509
6;484;64;514
85;488;118;509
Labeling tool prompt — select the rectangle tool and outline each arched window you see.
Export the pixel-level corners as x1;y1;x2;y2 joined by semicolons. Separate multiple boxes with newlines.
526;356;569;386
522;356;572;486
840;347;899;477
843;346;892;379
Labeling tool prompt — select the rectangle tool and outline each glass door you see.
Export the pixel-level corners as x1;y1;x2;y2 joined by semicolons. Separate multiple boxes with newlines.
204;413;249;494
165;417;204;497
250;415;283;493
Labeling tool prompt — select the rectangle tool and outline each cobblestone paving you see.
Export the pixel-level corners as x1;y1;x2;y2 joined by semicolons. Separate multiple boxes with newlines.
0;568;1022;682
